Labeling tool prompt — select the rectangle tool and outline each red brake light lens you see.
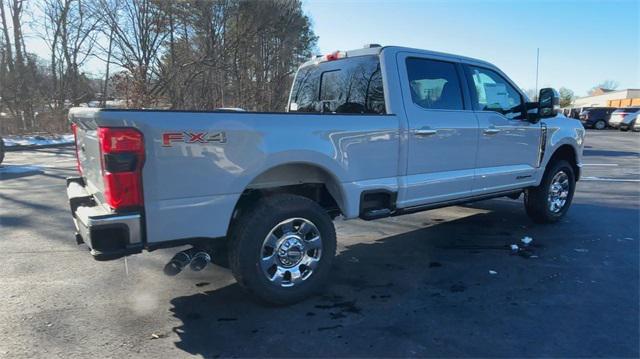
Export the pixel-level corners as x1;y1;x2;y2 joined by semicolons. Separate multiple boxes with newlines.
98;127;144;153
97;127;144;210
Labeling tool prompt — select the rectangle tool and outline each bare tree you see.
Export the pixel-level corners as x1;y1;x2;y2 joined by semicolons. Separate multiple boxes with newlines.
0;0;35;129
589;80;619;95
96;0;169;107
559;87;574;108
1;0;317;134
157;0;316;111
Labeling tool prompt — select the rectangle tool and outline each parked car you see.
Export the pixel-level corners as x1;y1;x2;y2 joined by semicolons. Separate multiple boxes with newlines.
609;107;640;130
619;110;640;131
579;107;617;129
66;45;585;304
625;111;640;132
569;107;589;119
633;117;640;132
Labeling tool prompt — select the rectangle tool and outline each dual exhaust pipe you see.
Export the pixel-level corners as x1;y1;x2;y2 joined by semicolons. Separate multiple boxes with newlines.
163;247;211;276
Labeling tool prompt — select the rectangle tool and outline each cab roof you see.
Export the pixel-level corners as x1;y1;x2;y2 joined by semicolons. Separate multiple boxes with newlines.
300;45;495;69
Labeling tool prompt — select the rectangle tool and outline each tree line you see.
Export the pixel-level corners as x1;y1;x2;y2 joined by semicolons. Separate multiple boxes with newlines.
0;0;316;134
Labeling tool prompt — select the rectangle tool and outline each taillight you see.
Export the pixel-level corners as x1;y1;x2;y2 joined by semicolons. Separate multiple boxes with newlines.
71;123;82;175
97;127;144;210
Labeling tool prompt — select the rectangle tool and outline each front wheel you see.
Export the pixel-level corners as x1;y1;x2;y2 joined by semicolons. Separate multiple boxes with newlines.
524;160;576;223
228;194;336;305
594;120;606;130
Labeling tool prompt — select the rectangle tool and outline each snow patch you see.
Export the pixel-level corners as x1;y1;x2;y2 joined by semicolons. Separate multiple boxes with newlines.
3;134;74;147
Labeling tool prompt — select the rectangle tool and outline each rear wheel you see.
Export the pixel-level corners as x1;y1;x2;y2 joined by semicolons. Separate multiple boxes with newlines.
524;160;575;223
594;120;606;130
228;194;336;305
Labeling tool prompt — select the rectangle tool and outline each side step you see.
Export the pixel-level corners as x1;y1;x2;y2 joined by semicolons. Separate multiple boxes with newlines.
360;208;392;221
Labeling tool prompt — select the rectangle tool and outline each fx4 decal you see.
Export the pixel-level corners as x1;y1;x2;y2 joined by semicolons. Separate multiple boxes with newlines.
162;132;226;147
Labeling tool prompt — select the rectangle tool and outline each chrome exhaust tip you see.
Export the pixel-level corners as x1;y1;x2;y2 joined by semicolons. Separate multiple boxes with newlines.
189;251;211;272
163;250;193;276
163;248;212;276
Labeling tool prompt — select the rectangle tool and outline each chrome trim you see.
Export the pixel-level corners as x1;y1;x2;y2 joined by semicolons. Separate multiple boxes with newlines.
75;206;142;245
414;129;438;136
548;170;569;213
396;189;523;216
259;217;322;288
537;122;547;168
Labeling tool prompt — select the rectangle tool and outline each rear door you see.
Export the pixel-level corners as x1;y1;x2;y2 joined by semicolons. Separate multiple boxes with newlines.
463;65;541;194
396;53;479;207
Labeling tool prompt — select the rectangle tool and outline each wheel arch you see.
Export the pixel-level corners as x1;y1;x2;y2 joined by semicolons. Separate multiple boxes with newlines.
546;144;580;181
227;161;348;236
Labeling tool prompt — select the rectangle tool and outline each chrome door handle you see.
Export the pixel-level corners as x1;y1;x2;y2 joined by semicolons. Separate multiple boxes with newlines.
483;128;501;135
414;129;438;137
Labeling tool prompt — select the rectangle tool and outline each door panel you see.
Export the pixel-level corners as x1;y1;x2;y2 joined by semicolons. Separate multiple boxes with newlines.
396;54;479;208
464;65;541;194
474;112;540;192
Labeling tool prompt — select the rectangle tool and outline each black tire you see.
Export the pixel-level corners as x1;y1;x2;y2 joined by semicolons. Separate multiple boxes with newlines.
524;160;576;223
594;120;606;130
0;136;4;165
228;193;336;305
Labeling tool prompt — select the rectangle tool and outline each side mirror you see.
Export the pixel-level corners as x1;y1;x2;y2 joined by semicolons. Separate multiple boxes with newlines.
538;87;560;118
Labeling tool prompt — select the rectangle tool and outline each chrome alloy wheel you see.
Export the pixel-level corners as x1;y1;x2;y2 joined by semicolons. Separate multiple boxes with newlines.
260;218;322;287
548;170;570;213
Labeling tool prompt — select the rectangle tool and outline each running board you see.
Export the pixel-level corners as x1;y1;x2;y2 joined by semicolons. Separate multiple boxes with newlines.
359;189;523;221
361;208;392;221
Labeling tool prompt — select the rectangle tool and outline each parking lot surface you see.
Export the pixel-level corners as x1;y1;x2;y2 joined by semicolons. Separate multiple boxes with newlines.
1;130;638;358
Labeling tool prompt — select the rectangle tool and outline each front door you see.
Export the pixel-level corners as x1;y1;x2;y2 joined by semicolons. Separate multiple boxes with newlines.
463;65;541;195
397;53;479;208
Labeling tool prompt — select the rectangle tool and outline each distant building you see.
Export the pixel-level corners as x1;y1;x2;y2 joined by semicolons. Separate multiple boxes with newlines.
573;88;640;108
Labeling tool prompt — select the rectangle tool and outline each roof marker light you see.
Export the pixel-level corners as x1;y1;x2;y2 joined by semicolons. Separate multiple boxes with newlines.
324;51;344;61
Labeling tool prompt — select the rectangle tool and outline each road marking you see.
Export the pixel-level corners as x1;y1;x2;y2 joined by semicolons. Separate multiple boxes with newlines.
582;176;640;183
583;163;619;167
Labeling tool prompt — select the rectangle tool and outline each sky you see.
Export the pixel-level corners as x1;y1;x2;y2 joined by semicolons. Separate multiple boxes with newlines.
302;0;640;97
21;0;639;98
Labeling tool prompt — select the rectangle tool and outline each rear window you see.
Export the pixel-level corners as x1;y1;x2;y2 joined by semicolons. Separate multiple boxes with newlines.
288;55;386;114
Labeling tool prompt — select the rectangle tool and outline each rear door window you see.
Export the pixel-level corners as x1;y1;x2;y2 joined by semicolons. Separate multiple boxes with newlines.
405;58;464;111
289;66;320;112
289;55;386;114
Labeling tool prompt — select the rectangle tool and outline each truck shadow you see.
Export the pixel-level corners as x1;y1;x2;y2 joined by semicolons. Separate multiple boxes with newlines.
167;200;639;357
583;149;639;157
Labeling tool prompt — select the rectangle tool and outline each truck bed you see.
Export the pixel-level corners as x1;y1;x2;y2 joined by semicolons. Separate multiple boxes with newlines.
69;108;400;245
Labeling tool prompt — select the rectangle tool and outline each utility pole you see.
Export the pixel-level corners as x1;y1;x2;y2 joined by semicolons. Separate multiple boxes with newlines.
535;48;540;101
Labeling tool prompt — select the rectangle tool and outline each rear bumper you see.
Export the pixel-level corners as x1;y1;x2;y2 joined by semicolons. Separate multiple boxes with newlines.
67;177;143;260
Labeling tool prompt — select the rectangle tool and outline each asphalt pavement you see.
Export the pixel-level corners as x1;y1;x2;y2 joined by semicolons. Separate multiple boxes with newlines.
1;130;638;358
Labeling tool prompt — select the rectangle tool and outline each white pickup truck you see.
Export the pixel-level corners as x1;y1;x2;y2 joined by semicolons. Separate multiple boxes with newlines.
67;45;584;304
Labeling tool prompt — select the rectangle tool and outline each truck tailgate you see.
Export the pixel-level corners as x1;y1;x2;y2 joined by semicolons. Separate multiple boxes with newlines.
70;110;106;195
